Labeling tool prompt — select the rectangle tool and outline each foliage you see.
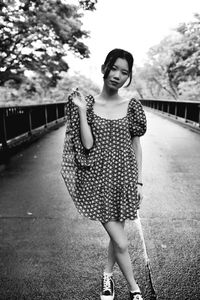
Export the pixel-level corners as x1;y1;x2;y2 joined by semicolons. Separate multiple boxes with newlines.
167;13;200;99
0;0;96;87
0;73;100;106
135;14;200;100
49;73;100;102
79;0;97;10
134;35;181;99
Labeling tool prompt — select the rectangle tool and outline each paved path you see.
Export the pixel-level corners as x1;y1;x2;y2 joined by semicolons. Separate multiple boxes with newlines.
0;111;200;300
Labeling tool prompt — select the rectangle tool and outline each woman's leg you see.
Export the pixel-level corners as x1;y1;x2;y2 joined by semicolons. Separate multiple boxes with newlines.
102;220;139;292
104;221;125;273
104;239;115;273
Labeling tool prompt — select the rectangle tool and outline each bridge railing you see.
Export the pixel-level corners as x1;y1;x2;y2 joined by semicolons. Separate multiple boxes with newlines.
140;99;200;128
1;99;200;154
0;102;67;152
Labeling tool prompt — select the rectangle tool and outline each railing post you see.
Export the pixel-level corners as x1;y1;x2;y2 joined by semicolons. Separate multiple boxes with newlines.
198;104;200;128
63;103;66;119
167;103;170;115
184;104;188;123
28;107;32;135
175;102;177;119
55;104;58;123
44;105;48;128
0;108;8;151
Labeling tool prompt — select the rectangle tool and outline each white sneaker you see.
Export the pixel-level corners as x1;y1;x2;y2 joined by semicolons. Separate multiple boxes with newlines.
129;291;143;300
100;273;115;300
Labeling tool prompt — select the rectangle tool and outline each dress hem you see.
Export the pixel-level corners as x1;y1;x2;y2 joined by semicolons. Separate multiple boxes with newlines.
76;208;140;224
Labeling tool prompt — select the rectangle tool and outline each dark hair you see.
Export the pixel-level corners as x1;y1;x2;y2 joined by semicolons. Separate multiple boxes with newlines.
103;48;134;87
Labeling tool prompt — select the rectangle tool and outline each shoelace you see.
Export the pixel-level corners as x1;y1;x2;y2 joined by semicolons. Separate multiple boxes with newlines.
103;275;112;292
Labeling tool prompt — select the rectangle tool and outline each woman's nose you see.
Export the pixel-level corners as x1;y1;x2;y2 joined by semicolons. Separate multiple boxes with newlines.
113;71;120;79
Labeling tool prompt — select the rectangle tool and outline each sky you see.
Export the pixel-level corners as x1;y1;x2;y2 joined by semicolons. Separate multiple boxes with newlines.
67;0;200;85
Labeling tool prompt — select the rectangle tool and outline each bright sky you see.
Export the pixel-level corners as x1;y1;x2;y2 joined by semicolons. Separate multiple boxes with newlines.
67;0;200;85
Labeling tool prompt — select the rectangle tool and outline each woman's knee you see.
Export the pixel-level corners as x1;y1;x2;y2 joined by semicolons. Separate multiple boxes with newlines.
102;220;128;253
112;237;129;253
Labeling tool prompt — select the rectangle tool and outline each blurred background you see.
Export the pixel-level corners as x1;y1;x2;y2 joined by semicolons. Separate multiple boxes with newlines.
1;2;200;299
0;0;200;106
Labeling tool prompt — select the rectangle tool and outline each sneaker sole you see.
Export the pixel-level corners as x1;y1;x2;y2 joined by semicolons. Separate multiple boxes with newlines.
100;292;115;300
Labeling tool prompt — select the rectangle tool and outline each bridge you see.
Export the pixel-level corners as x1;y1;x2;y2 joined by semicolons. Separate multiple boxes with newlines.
0;102;200;300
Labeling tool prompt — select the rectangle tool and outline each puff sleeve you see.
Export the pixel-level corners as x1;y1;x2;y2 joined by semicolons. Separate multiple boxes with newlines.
61;95;95;171
128;98;147;138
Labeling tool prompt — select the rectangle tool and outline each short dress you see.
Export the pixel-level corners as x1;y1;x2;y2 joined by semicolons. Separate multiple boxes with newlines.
61;95;147;223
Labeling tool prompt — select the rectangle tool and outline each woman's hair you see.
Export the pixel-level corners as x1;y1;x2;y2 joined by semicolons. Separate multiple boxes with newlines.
103;48;134;87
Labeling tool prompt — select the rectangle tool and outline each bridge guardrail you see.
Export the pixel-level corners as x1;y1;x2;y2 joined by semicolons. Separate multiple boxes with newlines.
140;99;200;128
0;102;67;152
1;99;200;156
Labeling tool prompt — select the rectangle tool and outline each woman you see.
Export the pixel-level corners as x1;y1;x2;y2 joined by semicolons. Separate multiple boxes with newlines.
61;48;147;300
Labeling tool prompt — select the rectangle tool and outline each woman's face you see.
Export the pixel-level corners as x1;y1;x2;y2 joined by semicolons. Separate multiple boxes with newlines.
103;58;130;90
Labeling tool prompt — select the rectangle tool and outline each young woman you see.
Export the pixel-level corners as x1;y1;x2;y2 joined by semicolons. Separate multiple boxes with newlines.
61;48;147;300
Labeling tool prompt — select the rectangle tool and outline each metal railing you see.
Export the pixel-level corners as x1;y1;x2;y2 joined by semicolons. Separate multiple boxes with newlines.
0;102;67;152
1;99;200;155
141;99;200;128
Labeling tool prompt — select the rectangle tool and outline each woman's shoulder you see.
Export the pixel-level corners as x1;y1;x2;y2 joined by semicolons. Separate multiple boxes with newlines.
128;97;144;109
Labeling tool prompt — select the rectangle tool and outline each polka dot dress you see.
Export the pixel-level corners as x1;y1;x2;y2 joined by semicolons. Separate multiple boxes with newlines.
61;95;147;223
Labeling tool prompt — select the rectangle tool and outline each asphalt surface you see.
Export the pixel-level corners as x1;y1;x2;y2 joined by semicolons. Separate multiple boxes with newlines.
0;110;200;300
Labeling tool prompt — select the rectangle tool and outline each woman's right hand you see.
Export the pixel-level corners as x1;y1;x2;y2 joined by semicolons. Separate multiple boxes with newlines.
70;88;87;111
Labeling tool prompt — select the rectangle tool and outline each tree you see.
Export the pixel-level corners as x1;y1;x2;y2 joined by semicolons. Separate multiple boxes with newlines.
134;13;200;100
50;73;100;102
0;72;101;105
167;13;200;98
0;0;97;87
79;0;97;10
143;35;180;99
132;35;180;99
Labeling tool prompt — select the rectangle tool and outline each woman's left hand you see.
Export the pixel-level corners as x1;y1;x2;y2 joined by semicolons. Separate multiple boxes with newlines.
137;184;143;206
70;88;87;111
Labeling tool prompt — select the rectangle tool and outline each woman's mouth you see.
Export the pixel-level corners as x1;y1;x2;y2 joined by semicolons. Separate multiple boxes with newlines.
110;80;119;86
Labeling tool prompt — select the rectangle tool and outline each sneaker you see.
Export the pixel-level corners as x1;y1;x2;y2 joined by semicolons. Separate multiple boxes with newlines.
129;291;143;300
100;273;115;300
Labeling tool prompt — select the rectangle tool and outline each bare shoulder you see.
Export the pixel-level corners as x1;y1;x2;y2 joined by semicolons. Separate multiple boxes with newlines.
93;94;104;105
119;96;129;102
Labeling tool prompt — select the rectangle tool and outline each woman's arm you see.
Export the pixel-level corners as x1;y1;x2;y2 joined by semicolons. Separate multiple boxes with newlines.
79;107;94;150
132;136;143;204
71;89;94;150
132;136;142;183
